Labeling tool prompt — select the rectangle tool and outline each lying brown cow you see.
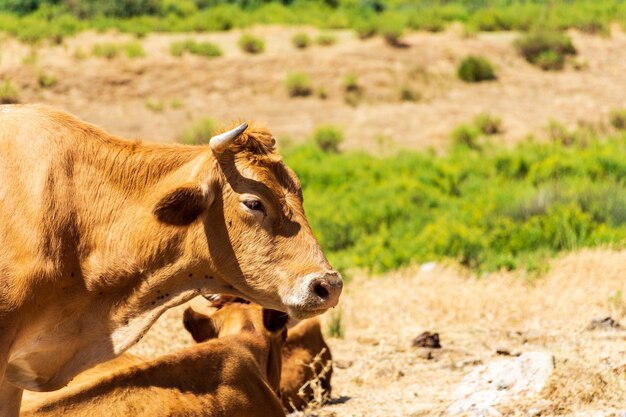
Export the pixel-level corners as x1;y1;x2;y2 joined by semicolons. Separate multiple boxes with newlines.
20;303;288;417
281;318;333;411
0;105;342;415
187;297;333;411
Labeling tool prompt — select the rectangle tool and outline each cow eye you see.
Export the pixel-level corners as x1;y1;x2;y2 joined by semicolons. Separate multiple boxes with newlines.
243;199;264;212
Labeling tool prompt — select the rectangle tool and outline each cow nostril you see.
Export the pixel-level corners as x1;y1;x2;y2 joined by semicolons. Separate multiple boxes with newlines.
313;282;329;299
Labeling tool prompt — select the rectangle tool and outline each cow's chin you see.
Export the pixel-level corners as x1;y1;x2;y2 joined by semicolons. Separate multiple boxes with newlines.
286;306;329;320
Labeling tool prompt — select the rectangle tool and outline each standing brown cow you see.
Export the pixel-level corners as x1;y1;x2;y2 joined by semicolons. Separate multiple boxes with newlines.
0;105;342;416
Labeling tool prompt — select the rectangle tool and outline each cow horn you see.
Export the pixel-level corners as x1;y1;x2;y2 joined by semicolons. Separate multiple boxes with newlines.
209;122;248;154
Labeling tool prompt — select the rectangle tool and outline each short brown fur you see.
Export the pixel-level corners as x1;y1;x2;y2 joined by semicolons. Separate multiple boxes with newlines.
20;304;287;417
0;105;340;415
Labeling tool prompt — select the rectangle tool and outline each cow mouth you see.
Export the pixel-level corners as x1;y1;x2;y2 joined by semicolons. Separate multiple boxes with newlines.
286;306;330;320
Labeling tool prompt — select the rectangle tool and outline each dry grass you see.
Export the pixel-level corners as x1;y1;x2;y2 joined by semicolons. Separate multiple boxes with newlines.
287;348;333;415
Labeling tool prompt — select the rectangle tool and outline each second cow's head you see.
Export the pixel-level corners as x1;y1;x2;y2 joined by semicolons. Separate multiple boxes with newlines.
152;123;342;319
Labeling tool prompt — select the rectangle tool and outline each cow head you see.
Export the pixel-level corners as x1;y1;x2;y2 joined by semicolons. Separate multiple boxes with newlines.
183;303;288;391
154;123;342;320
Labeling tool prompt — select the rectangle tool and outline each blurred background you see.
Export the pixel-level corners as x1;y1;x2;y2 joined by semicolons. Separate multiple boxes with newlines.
3;1;626;415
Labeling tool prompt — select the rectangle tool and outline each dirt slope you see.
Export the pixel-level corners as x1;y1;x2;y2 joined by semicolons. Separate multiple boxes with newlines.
2;26;626;150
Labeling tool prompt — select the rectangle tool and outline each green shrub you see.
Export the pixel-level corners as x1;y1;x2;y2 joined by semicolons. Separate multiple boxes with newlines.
291;32;310;49
399;85;420;102
316;33;336;46
515;31;576;71
92;42;145;59
238;34;265;54
312;124;344;153
170;39;222;58
474;113;502;135
179;117;218;145
160;0;197;17
145;97;164;112
92;43;119;59
327;309;344;338
609;109;626;130
285;72;312;97
451;124;480;149
125;42;145;58
378;14;405;47
343;73;363;106
343;73;360;93
355;20;377;40
457;56;496;83
37;73;57;88
0;79;19;104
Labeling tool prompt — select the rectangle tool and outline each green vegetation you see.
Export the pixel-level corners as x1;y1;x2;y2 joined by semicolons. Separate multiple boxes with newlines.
457;56;496;83
378;12;404;47
2;1;625;44
316;33;336;46
37;72;56;88
285;72;312;97
170;39;222;57
610;109;626;131
515;31;576;70
327;309;344;338
0;79;19;103
474;112;503;135
284;127;626;274
291;31;310;49
343;73;363;106
145;97;165;112
451;124;480;149
238;33;264;54
178;117;217;145
312;124;344;153
92;42;145;59
399;85;420;102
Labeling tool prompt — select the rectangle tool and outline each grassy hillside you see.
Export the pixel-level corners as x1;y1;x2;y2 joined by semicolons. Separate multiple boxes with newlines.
286;129;626;275
1;0;625;43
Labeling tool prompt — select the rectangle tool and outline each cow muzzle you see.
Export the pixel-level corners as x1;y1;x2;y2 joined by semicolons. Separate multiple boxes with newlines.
284;271;343;319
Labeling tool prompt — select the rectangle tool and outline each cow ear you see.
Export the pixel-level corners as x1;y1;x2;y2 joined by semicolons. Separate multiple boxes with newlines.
183;307;217;343
153;183;211;226
262;309;289;333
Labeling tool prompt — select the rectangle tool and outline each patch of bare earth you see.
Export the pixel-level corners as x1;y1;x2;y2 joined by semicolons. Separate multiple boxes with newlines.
131;249;626;416
2;26;626;150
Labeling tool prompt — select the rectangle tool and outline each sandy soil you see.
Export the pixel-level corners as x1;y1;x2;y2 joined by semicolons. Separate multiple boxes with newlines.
129;249;626;416
2;26;626;151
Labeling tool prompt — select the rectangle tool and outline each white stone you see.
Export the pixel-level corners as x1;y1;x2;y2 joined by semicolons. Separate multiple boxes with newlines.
448;352;554;416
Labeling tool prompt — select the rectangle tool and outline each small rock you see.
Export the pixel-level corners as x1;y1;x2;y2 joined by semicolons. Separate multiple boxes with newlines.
412;331;441;348
496;348;520;357
526;408;542;417
448;352;555;416
420;261;437;273
587;316;622;331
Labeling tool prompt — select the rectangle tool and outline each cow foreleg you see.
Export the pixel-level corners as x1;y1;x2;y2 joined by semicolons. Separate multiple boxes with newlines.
0;377;23;417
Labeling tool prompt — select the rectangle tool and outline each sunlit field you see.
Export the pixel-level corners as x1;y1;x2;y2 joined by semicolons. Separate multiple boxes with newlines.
6;1;626;415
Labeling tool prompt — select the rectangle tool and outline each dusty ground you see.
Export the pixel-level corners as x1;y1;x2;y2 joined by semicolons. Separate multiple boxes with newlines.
130;249;626;416
2;26;626;150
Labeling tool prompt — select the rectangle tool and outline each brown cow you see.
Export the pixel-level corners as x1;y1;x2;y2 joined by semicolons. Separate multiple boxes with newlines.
280;317;333;411
186;298;333;411
0;104;342;415
20;303;288;417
